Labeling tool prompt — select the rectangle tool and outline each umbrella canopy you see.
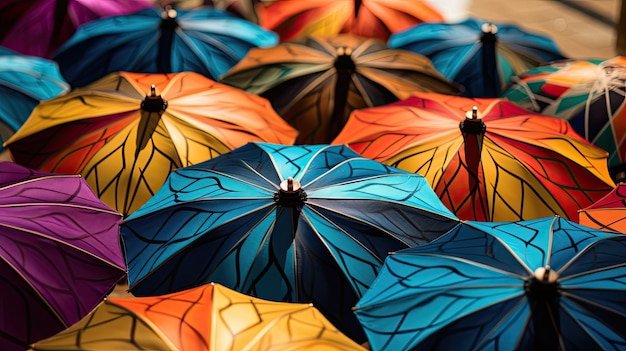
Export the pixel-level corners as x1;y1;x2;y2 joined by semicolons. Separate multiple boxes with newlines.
388;17;566;98
0;162;125;351
256;0;443;42
354;216;626;351
0;52;69;152
332;91;616;222
121;142;460;343
502;56;626;169
579;182;626;233
221;34;462;144
30;283;366;351
0;0;154;58
53;5;278;88
4;71;297;217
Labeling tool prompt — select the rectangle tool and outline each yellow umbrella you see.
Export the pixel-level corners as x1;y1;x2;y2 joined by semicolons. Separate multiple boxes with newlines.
4;71;298;216
30;283;366;351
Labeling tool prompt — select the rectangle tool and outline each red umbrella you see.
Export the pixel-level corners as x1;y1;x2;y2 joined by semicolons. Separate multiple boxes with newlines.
256;0;444;42
579;182;626;233
333;91;616;221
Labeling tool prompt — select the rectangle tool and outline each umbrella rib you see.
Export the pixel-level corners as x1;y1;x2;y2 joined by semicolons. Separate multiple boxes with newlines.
402;252;529;280
0;174;83;191
0;202;120;216
305;201;414;248
301;155;397;189
560;262;626;282
545;216;557;268
236;206;285;290
464;222;535;276
472;295;529;351
103;301;182;351
560;292;626;346
128;202;277;291
300;207;388;293
0;222;126;270
181;166;278;193
238;304;314;351
278;69;336;113
560;304;612;350
561;290;626;319
557;237;625;275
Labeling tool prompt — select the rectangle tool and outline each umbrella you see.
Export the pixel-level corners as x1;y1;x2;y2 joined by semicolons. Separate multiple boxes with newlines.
0;52;69;152
502;56;626;169
53;5;278;88
4;71;298;217
30;283;366;351
0;162;125;351
121;142;460;343
388;17;567;98
332;91;616;222
0;0;154;58
579;182;626;233
353;216;626;351
256;0;444;42
221;34;462;144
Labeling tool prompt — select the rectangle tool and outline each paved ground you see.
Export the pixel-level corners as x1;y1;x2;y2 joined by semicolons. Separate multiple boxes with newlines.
464;0;619;58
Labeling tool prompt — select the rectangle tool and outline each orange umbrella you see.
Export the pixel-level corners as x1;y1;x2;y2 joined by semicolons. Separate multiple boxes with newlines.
333;92;615;221
4;71;298;216
256;0;444;42
30;283;366;351
579;182;626;233
221;34;461;144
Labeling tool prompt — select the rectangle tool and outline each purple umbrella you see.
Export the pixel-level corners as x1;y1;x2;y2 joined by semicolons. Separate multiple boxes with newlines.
0;0;154;58
0;162;125;351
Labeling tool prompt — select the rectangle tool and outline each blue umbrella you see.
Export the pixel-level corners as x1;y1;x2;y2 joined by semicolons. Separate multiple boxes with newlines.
388;17;566;98
121;142;460;343
53;5;278;87
0;51;69;152
354;216;626;350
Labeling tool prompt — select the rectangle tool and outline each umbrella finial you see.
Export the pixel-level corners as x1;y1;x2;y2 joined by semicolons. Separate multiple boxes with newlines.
275;177;307;208
141;85;168;112
525;266;560;300
335;47;355;70
460;106;486;134
137;85;168;156
481;22;498;35
161;4;177;19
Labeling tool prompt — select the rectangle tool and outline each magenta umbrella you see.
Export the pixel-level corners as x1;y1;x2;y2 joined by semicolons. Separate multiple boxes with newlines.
0;0;154;58
0;162;126;351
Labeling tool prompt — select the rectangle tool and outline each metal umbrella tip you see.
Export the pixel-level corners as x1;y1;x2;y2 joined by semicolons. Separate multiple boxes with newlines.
141;85;168;112
533;266;559;283
461;106;486;134
481;22;498;34
280;177;301;192
162;5;177;19
276;177;307;207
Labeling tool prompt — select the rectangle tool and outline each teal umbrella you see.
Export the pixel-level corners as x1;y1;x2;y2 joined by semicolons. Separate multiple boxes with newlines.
121;142;460;343
354;216;626;350
388;17;566;97
53;5;278;87
0;50;69;152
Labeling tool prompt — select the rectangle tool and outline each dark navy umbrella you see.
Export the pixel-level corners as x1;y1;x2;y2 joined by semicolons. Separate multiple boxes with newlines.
355;216;626;350
121;142;460;343
388;17;566;97
53;5;278;87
